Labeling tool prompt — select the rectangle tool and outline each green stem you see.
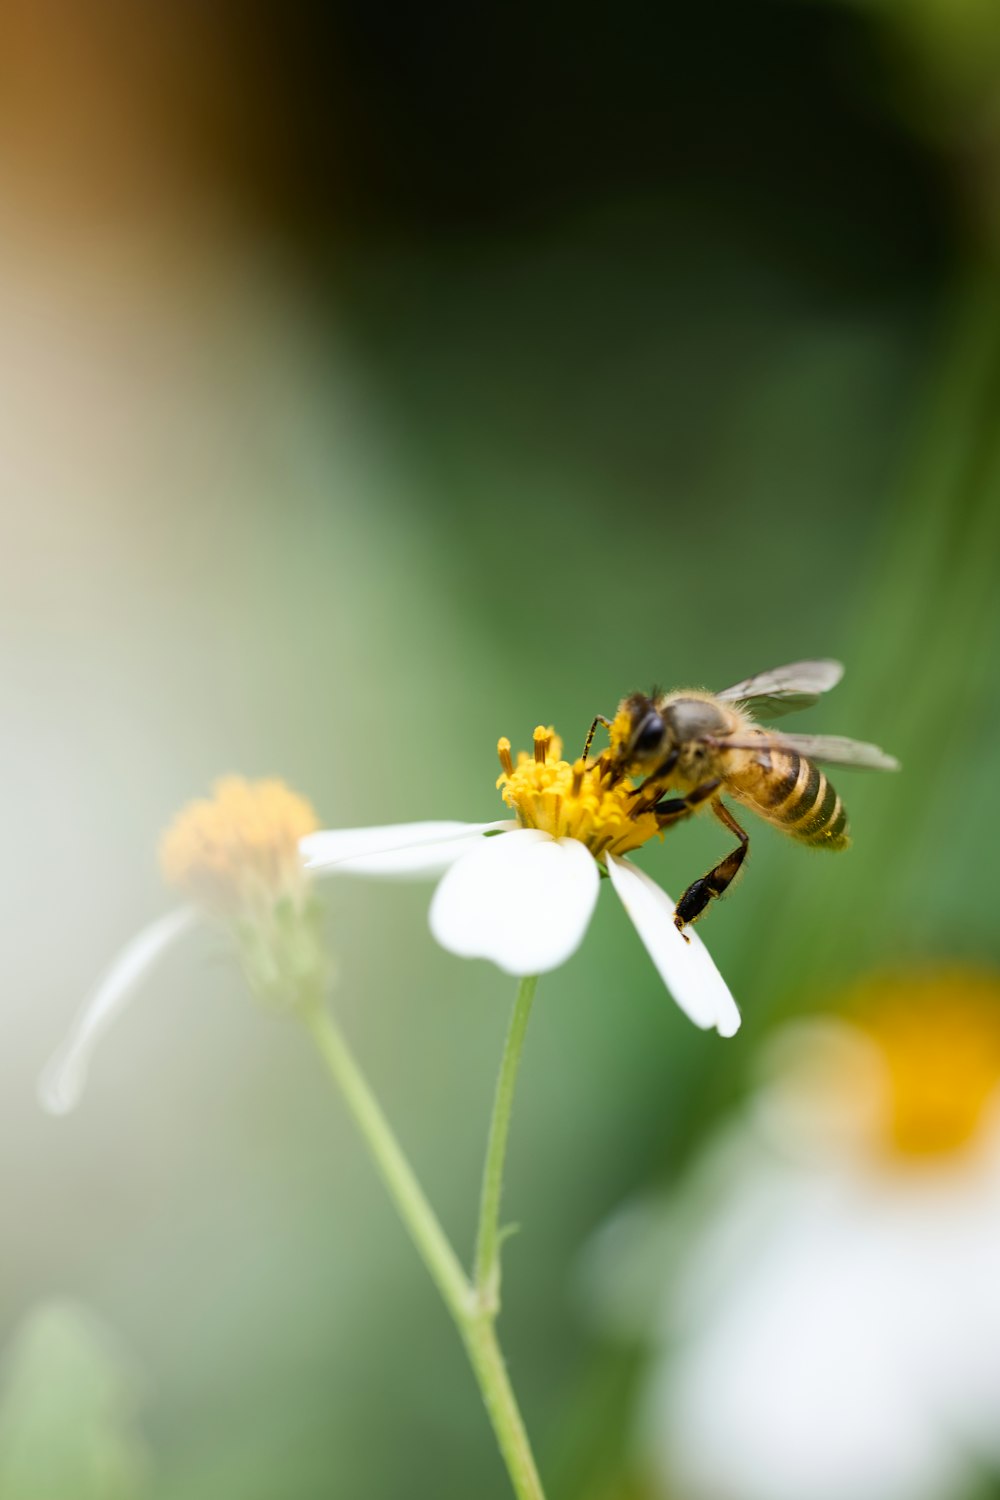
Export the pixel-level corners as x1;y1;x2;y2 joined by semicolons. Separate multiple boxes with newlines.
302;1001;546;1500
463;1314;545;1500
475;975;538;1304
303;1004;469;1322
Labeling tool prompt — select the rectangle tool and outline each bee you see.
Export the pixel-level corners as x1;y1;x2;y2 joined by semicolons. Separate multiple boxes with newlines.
584;660;899;934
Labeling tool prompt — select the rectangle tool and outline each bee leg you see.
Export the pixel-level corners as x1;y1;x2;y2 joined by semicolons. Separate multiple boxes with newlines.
673;801;749;939
652;778;722;828
581;714;613;763
629;751;688;813
632;748;681;807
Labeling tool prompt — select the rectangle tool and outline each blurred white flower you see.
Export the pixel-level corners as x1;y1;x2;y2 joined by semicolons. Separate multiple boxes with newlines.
41;732;739;1117
40;777;323;1115
581;971;1000;1500
302;725;739;1037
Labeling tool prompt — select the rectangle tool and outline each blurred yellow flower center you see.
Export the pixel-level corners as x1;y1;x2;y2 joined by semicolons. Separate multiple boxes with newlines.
855;971;1000;1158
496;726;661;859
160;776;319;917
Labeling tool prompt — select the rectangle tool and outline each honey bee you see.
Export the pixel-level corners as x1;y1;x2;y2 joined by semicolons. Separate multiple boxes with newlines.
584;660;899;934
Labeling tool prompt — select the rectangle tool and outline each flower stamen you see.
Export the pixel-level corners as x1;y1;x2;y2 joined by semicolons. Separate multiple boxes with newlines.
497;727;663;860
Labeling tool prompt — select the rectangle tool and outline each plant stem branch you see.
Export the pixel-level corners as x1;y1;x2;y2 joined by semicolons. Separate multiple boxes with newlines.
303;1004;469;1321
462;1312;546;1500
474;975;538;1304
302;1000;545;1500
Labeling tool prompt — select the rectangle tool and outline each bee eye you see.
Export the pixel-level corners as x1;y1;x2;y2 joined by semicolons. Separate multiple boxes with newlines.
634;715;665;755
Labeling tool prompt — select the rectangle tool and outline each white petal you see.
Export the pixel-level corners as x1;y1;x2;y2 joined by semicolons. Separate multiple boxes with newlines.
429;829;600;976
606;856;740;1036
648;1221;965;1500
38;906;199;1116
301;820;515;879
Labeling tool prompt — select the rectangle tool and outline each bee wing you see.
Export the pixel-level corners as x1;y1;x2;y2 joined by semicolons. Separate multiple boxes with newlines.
716;659;845;719
721;731;900;772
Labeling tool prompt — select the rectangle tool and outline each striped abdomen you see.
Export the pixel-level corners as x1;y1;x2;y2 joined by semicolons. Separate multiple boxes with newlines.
728;740;849;850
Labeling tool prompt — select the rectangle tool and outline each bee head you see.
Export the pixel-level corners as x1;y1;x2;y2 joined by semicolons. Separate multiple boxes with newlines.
612;692;673;773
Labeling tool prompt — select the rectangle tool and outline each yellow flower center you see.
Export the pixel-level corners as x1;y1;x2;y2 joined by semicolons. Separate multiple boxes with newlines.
159;776;319;918
496;725;662;859
852;970;1000;1158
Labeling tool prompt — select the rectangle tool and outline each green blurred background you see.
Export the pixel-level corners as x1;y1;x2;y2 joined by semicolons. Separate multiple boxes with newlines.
3;1;1000;1496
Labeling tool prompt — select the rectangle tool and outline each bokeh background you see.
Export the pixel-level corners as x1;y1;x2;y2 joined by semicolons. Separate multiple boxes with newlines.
3;2;1000;1497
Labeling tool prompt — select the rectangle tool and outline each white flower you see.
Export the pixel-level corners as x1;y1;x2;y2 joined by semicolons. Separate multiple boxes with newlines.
40;731;740;1116
300;725;739;1037
581;973;1000;1500
39;777;323;1116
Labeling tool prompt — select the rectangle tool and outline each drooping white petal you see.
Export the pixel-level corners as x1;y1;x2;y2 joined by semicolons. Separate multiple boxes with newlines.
429;829;600;975
38;905;200;1116
301;820;515;879
606;855;740;1036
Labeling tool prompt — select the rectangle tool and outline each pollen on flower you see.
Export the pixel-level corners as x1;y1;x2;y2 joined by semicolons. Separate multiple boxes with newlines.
852;970;1000;1158
496;728;662;859
159;777;319;917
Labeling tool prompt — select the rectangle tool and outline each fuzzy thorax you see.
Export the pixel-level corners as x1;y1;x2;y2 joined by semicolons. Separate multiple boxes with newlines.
496;726;661;860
